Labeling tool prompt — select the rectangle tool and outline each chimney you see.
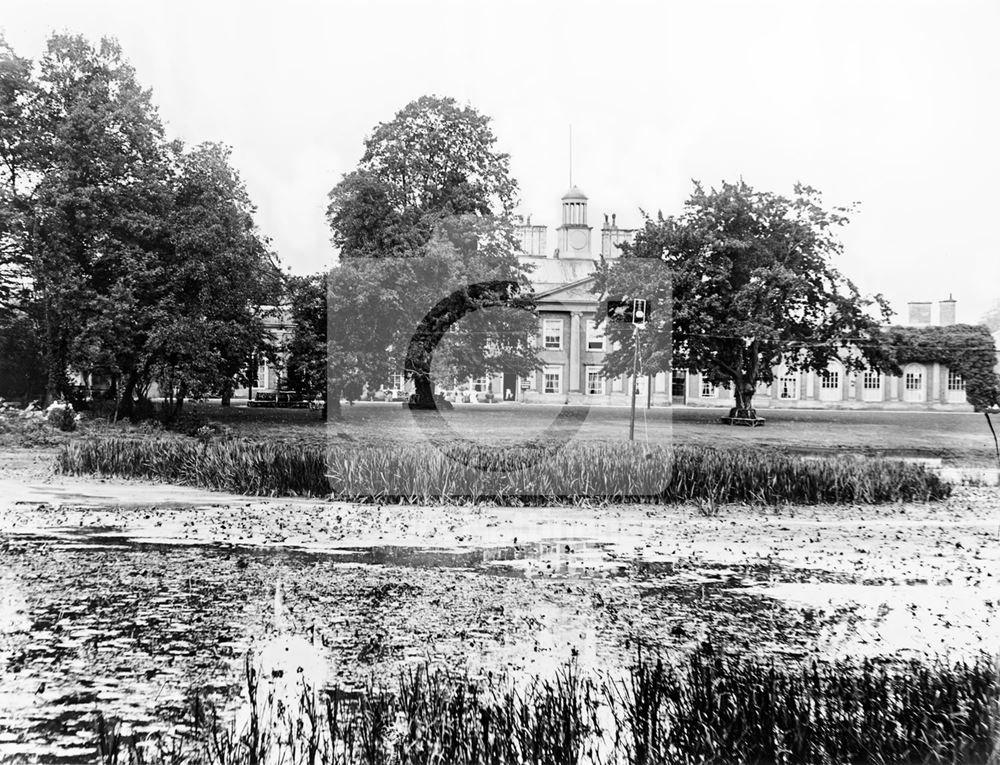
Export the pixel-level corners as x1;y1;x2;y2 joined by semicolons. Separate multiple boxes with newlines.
907;301;932;326
939;294;956;326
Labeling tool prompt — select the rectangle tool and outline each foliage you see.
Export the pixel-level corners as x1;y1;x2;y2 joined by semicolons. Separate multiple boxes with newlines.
57;439;950;504
886;323;1000;411
0;306;46;402
0;34;279;413
284;272;328;398
0;35;34;312
328;95;518;257
0;400;66;446
325;96;536;407
44;400;77;431
149;142;280;418
0;34;175;402
593;181;894;413
97;645;999;765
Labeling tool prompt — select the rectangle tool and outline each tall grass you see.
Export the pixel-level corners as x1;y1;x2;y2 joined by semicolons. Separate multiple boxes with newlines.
98;644;999;765
56;438;951;504
607;645;1000;765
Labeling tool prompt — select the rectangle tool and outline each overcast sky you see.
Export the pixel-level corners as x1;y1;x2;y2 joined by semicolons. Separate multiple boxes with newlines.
3;0;998;322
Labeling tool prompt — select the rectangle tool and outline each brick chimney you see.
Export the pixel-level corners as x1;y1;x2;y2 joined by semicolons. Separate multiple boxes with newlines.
907;301;932;326
938;294;956;326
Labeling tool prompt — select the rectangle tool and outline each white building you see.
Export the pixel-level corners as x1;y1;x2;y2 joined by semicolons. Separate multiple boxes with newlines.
468;186;982;411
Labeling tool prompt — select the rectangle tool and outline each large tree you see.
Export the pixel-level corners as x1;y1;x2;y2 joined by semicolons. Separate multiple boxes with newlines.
0;34;173;403
0;35;279;415
594;181;894;418
325;96;536;410
0;36;35;318
148;142;279;417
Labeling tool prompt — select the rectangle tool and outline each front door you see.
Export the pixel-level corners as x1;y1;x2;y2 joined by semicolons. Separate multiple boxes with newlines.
671;370;686;403
502;372;517;401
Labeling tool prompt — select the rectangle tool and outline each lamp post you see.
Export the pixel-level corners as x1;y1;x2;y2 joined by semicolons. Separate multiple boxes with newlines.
603;297;650;440
628;300;647;441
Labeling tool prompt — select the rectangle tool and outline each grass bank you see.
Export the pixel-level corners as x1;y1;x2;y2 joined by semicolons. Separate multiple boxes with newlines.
99;643;999;765
57;438;951;504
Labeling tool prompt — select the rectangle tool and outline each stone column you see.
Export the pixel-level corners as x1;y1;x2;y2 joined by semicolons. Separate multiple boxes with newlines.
569;312;582;392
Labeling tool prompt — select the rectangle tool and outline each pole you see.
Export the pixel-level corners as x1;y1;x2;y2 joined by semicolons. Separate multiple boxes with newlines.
247;351;255;405
629;323;639;441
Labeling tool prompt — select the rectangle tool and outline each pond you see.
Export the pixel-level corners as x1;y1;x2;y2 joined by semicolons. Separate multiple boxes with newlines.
2;486;998;762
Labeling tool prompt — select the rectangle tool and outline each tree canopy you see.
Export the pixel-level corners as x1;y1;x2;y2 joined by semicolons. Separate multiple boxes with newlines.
284;272;327;399
0;33;279;413
593;181;894;415
323;96;536;409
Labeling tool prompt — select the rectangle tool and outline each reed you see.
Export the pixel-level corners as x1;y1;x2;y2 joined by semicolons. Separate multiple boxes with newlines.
97;643;999;765
57;438;951;504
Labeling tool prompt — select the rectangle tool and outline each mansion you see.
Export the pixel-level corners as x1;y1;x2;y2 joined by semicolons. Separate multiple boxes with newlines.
245;186;995;412
473;186;984;411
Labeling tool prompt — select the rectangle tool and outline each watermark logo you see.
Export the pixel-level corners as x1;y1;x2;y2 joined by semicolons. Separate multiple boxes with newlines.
324;214;672;500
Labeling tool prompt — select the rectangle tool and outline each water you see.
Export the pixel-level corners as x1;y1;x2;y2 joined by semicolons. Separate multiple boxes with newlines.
2;501;996;763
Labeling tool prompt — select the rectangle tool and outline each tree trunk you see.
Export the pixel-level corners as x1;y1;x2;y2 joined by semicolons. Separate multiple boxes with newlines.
175;381;187;416
728;379;757;419
221;381;232;407
325;383;341;420
160;379;187;424
117;374;138;421
409;374;437;409
45;357;64;406
43;307;64;406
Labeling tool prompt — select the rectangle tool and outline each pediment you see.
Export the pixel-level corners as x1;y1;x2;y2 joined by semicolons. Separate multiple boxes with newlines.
534;276;598;303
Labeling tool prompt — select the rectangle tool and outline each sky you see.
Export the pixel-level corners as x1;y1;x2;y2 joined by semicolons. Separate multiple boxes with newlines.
3;0;999;323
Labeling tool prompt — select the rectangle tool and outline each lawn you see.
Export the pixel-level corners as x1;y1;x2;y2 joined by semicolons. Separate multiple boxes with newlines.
183;400;1000;466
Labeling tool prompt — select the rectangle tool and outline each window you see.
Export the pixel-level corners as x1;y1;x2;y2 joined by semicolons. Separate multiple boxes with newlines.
701;378;716;398
474;377;489;392
863;371;881;390
947;370;965;391
820;370;840;389
543;366;562;394
542;318;563;349
779;375;798;400
586;321;605;351
671;370;686;397
905;371;923;391
586;367;604;395
390;372;404;390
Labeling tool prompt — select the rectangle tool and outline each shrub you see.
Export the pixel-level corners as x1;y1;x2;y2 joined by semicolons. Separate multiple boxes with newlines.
0;402;61;446
45;400;79;432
